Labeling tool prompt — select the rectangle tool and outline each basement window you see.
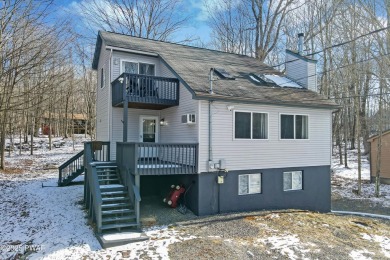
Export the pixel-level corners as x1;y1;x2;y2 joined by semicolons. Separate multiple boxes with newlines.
283;171;303;191
239;173;261;195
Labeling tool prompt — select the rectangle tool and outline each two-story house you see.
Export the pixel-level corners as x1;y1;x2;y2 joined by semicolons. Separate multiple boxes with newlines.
59;30;338;247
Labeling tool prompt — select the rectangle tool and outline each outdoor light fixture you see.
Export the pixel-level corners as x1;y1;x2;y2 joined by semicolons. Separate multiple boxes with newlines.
118;77;124;83
160;118;167;126
227;105;235;111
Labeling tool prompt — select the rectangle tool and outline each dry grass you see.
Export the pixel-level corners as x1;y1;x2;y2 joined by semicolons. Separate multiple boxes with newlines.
169;211;390;259
0;167;25;174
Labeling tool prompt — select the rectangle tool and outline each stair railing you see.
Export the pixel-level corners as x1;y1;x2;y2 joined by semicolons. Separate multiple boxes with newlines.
118;166;141;228
58;150;84;186
87;162;103;233
84;141;110;234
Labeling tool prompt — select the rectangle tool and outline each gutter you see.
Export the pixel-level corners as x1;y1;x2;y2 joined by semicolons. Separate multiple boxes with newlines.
193;94;340;110
105;45;158;57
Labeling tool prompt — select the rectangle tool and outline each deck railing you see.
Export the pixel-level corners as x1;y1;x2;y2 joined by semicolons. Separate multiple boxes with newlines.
116;142;198;175
112;73;179;107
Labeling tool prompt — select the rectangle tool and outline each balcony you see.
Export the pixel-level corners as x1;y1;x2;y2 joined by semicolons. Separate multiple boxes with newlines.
112;73;180;110
116;142;198;175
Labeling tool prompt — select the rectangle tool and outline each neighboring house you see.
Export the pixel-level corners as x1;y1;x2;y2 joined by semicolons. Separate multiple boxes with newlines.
368;130;390;184
41;112;88;135
59;31;338;247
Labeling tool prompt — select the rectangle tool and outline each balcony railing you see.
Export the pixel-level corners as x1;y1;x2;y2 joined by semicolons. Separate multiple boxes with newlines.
116;142;198;175
112;73;179;109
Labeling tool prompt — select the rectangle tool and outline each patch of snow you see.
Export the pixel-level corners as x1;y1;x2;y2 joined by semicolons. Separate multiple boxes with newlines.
349;249;374;260
361;233;390;258
258;234;309;260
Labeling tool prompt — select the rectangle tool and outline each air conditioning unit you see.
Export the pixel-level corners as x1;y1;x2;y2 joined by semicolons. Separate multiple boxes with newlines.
181;114;196;124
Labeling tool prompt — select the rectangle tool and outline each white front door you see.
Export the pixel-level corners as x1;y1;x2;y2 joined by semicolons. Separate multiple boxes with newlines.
139;116;159;158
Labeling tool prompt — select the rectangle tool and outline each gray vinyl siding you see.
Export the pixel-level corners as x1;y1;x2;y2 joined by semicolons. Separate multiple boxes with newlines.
307;62;317;92
111;52;161;79
198;100;332;173
159;62;198;144
96;42;110;142
285;52;317;92
108;50;199;159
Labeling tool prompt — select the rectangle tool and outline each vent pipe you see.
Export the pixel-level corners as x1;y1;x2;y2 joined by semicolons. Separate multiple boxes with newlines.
209;68;214;94
298;33;304;55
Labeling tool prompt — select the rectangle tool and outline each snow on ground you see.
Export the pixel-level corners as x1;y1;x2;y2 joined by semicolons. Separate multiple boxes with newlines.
0;135;198;259
0;137;389;259
332;148;390;208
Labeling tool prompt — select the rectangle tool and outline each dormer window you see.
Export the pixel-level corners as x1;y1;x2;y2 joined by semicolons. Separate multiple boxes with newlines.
121;61;155;76
122;61;138;74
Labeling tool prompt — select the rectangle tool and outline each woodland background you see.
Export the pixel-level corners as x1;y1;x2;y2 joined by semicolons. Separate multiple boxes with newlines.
1;0;389;194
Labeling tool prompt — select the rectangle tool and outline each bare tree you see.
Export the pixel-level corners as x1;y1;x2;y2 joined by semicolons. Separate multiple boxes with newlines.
77;0;189;41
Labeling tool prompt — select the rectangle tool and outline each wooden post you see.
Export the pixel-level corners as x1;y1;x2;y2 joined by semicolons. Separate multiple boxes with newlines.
123;76;128;142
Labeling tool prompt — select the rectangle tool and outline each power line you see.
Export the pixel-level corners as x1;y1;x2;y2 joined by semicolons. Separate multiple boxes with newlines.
274;50;390;87
272;25;390;68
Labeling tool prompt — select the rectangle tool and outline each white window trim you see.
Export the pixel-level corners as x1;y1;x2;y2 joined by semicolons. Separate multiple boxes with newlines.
120;59;156;76
238;173;262;195
279;113;309;140
233;110;269;140
283;171;303;191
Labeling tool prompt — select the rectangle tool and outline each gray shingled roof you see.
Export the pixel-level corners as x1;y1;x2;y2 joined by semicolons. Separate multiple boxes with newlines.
95;31;338;109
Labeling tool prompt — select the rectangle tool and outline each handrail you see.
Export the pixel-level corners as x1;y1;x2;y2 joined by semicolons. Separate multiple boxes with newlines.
83;141;111;233
58;150;84;186
116;142;198;175
59;150;84;170
89;162;103;233
112;73;179;107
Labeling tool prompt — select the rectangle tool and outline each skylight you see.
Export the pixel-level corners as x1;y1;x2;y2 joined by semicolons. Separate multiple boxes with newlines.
261;74;302;88
214;68;235;80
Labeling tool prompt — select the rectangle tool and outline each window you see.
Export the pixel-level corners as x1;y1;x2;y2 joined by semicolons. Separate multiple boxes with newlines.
235;112;268;139
239;174;261;195
121;61;155;76
139;63;155;76
100;68;104;88
122;61;138;74
280;114;308;139
283;171;303;191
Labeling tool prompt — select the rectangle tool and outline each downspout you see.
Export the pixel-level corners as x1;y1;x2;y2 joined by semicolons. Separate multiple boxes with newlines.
209;68;219;213
208;68;214;168
109;48;113;149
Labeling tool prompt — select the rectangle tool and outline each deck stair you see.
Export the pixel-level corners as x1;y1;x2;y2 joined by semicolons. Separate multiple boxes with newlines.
86;161;147;248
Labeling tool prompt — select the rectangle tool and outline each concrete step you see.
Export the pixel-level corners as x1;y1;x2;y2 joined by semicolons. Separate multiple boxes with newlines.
97;231;149;249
